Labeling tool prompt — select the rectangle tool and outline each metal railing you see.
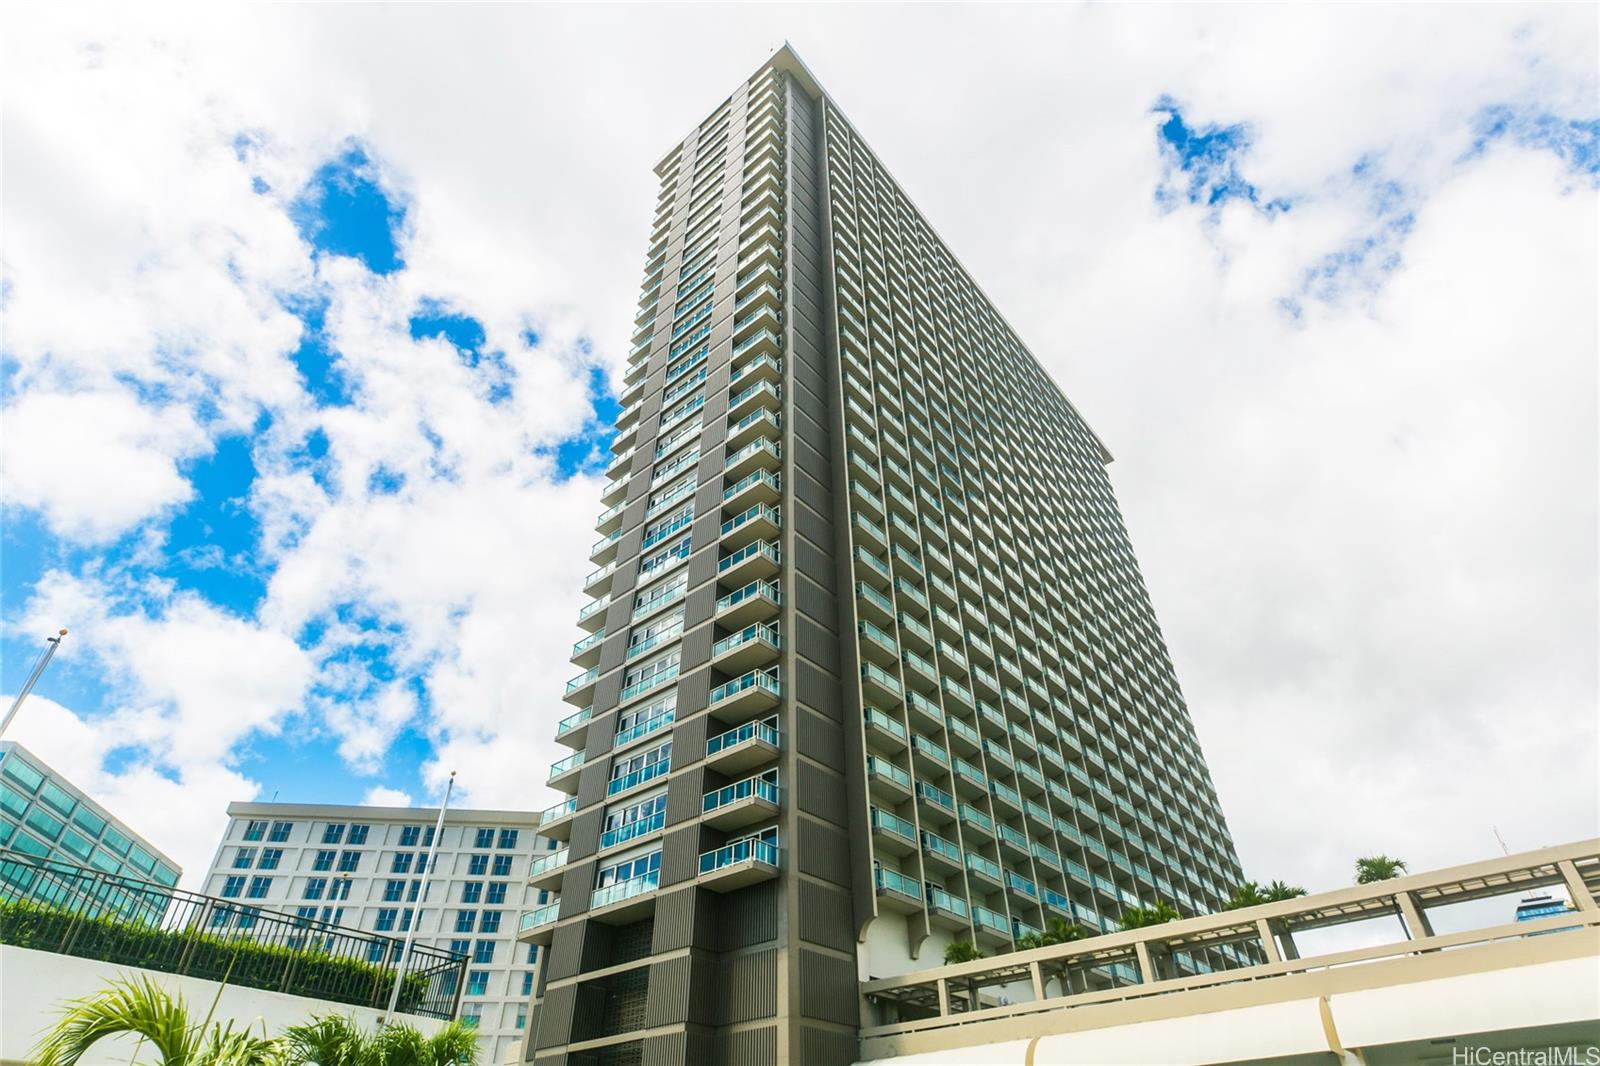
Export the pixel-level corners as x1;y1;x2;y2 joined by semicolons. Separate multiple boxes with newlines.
861;839;1600;1043
0;850;465;1020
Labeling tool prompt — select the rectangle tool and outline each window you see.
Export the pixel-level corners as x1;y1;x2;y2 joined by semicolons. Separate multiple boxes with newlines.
472;940;495;964
468;854;488;876
384;880;405;902
222;876;245;898
466;969;489;996
258;848;283;870
450;938;471;956
347;824;369;845
479;911;502;934
331;878;353;901
313;850;336;871
408;880;423;902
367;941;388;964
296;906;318;921
268;821;292;842
337;851;360;872
324;907;345;926
521;971;535;996
620;648;681;699
391;853;413;874
243;820;268;842
322;824;346;845
461;883;483;904
247;877;272;899
486;883;507;905
461;1013;480;1030
526;945;539;964
595;850;661;890
492;855;513;877
399;908;414;932
399;826;421;847
473;828;494;849
498;829;519;849
641;504;694;550
627;608;684;655
633;570;687;617
608;740;672;795
303;878;327;900
601;792;667;849
615;692;676;747
455;911;476;933
516;1007;527;1031
232;848;256;869
638;535;692;578
375;908;397;932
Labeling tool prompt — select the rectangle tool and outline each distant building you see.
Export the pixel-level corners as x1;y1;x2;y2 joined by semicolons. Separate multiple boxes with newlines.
202;801;553;1065
0;740;181;900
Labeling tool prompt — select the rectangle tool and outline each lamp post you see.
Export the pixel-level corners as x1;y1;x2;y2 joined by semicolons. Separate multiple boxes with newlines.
0;629;68;738
384;769;456;1024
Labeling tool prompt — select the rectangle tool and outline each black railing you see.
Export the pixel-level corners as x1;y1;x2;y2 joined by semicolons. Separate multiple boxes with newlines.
0;850;465;1020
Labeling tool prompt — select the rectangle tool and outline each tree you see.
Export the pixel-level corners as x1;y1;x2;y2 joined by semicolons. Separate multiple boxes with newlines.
1355;855;1408;884
1222;879;1307;911
281;1014;479;1066
1119;901;1180;930
32;975;283;1066
942;938;983;965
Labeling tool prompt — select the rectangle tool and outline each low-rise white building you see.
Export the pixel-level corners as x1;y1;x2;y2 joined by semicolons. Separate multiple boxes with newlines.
201;801;553;1064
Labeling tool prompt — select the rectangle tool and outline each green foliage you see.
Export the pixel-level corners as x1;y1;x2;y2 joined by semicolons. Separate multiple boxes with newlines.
1221;879;1308;911
1015;917;1087;951
0;897;430;1014
1354;855;1408;884
942;938;983;965
31;974;284;1066
1118;900;1180;930
1264;880;1307;901
282;1014;479;1066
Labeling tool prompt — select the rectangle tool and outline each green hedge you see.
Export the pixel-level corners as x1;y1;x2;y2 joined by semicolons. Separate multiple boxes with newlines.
0;897;435;1014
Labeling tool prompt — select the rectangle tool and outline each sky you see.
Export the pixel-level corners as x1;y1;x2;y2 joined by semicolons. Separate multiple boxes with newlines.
1;4;1595;893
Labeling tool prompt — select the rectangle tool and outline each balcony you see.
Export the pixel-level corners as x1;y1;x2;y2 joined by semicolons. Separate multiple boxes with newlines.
547;751;585;791
723;469;782;511
715;579;780;628
874;866;923;914
925;883;970;928
865;756;913;802
718;539;781;585
711;621;780;673
702;773;780;830
727;408;781;451
869;807;917;856
695;832;780;894
564;666;599;706
576;594;610;633
583;560;616;596
863;706;908;750
528;847;569;891
570;629;606;669
538;798;577;841
915;781;957;823
590;870;661;923
590;529;622;565
517;900;560;945
726;379;781;422
729;353;782;388
972;903;1011;945
708;668;781;723
920;830;963;873
705;715;780;776
555;706;593;749
599;809;666;852
860;662;903;706
606;757;669;799
720;503;781;550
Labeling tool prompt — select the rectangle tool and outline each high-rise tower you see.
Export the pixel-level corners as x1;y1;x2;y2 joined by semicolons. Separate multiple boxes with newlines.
522;46;1245;1066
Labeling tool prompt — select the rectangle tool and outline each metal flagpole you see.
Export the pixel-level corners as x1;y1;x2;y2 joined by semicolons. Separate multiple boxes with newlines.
0;629;68;738
384;769;456;1024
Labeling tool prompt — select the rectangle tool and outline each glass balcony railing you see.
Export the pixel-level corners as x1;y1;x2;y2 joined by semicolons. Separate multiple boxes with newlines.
599;809;666;851
718;539;780;574
548;752;585;779
875;866;921;900
920;830;962;864
528;848;568;879
869;807;916;843
866;756;911;790
699;833;779;875
960;804;994;834
972;904;1009;937
926;883;969;919
578;595;610;623
614;709;674;749
703;773;780;814
571;630;606;659
520;902;560;932
607;759;669;797
712;622;779;660
716;580;779;614
966;852;1002;882
538;798;577;825
709;669;780;706
555;707;592;737
565;667;599;696
707;716;779;758
864;706;906;740
618;665;679;704
916;781;955;814
591;870;660;911
723;469;781;503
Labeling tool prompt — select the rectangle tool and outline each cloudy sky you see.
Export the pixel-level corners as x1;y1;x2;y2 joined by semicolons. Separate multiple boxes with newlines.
2;4;1595;892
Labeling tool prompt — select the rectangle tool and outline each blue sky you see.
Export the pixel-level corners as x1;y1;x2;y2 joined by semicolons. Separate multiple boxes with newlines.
2;5;1595;890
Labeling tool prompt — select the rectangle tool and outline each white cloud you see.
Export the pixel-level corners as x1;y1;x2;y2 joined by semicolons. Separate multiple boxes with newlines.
1;3;1593;900
360;785;414;808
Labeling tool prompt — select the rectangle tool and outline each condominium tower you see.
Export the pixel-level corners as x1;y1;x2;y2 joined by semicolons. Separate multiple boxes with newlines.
203;802;553;1064
525;46;1244;1066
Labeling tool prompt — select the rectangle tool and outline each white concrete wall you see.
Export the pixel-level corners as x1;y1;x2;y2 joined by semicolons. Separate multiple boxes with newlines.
0;946;441;1066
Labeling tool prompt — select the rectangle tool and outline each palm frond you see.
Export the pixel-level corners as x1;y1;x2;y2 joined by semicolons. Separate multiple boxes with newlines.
32;974;200;1066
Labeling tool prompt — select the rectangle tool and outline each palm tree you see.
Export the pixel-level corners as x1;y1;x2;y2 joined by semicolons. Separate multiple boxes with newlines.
32;975;283;1066
1355;855;1408;884
1119;900;1180;930
942;938;982;965
281;1014;479;1066
1222;879;1307;911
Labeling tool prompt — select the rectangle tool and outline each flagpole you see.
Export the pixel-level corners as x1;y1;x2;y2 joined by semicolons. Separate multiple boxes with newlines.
0;629;68;738
385;770;456;1024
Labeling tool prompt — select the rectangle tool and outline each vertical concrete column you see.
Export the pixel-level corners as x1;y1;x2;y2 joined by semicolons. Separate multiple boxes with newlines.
936;978;950;1017
1396;891;1433;942
1559;859;1597;911
1028;962;1044;1001
1255;918;1283;964
1134;940;1156;984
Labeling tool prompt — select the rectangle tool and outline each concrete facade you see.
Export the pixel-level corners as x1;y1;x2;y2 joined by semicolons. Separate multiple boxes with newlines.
202;801;551;1065
525;45;1245;1066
